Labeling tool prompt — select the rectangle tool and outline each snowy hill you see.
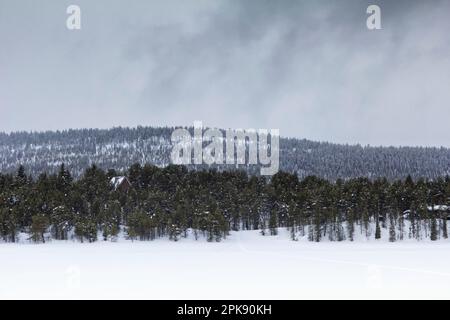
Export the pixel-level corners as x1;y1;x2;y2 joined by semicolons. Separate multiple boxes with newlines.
1;126;449;180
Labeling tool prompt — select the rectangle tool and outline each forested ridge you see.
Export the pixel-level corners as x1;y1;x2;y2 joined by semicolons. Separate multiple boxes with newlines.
1;163;450;243
1;126;450;180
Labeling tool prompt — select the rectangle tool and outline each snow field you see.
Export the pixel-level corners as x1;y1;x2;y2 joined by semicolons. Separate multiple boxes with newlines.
1;229;450;299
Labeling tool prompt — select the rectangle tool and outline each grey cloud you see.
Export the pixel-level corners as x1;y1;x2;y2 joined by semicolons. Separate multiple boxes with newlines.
1;0;450;147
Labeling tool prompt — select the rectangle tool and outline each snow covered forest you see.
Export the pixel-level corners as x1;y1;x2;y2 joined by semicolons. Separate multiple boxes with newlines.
1;163;450;244
1;126;449;180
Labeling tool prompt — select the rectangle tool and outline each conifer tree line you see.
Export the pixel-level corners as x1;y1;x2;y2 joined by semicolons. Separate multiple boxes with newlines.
2;126;450;181
1;163;450;243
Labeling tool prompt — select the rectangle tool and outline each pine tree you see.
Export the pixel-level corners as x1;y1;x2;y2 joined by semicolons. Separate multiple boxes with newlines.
430;215;438;241
50;205;71;240
313;208;322;242
269;209;278;236
1;161;450;245
335;213;345;241
347;209;355;242
74;218;97;243
389;214;396;242
288;201;298;241
443;216;448;239
0;206;18;242
30;215;49;243
290;225;297;241
307;218;314;241
260;218;267;236
17;165;26;183
7;207;20;243
375;219;381;240
213;208;228;242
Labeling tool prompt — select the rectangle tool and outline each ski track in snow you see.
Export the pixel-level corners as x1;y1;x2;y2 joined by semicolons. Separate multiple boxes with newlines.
1;229;450;299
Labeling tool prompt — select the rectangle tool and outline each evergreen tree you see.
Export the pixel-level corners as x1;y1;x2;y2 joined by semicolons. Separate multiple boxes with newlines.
269;209;278;236
430;215;438;241
0;163;449;244
30;215;50;243
50;205;71;240
389;214;396;242
375;219;381;240
443;216;448;239
347;209;355;242
260;219;267;236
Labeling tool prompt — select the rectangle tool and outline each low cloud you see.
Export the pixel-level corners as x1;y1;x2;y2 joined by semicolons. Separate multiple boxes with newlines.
1;0;449;147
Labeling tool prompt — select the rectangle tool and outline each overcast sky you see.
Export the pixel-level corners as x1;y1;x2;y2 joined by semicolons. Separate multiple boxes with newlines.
1;0;450;147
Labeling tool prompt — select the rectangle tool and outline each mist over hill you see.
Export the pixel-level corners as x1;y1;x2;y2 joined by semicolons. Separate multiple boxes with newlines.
0;126;449;180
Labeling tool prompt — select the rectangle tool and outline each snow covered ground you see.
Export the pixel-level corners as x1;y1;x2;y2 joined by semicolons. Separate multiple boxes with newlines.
1;229;450;299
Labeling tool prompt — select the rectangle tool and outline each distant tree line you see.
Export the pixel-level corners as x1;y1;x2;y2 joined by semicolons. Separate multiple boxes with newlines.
1;126;450;180
1;163;450;243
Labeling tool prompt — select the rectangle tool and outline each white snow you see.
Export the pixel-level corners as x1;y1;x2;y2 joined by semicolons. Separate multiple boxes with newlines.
2;229;450;299
428;205;449;211
110;176;127;190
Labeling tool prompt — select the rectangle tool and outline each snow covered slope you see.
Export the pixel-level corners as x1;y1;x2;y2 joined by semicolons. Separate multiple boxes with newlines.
1;126;450;180
1;229;450;299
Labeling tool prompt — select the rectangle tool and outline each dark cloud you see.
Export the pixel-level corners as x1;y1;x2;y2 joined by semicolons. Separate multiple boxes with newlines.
1;0;450;147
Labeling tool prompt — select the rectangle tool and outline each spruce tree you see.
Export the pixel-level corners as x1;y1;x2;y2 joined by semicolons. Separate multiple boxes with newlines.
260;219;267;236
389;214;396;242
347;209;355;242
430;215;438;241
30;215;49;243
375;219;381;240
269;209;278;236
442;216;448;239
